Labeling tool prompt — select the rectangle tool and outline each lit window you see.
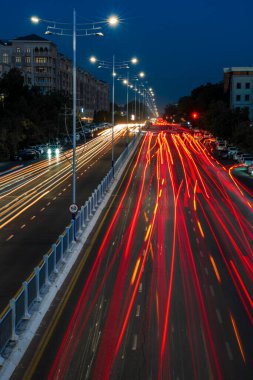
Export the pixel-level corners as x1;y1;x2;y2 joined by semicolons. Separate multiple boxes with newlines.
16;47;21;54
16;56;21;63
26;48;31;54
25;57;31;64
2;53;9;64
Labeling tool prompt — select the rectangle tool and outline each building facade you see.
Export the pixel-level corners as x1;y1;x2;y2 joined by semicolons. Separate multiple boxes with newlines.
0;34;109;118
224;67;253;120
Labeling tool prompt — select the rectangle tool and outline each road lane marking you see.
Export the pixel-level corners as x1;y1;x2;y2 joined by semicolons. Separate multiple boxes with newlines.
53;197;57;200
46;202;51;206
200;251;204;257
196;238;200;245
216;309;223;324
58;192;62;196
30;216;36;221
6;234;14;241
204;267;209;276
132;334;138;350
225;342;233;361
21;224;26;229
40;207;45;212
139;283;143;293
136;305;141;317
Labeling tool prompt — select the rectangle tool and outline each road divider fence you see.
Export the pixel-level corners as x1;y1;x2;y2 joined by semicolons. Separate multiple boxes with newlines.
0;133;140;365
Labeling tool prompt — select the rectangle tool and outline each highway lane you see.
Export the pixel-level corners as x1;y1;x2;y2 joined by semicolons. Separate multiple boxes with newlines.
0;126;131;310
11;130;253;380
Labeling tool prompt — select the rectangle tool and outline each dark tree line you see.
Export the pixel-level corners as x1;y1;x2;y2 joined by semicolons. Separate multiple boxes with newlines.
0;68;70;160
164;82;253;151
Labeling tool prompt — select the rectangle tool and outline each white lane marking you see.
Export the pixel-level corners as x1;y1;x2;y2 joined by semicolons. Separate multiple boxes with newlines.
139;283;143;293
193;227;196;232
53;197;57;200
209;285;215;297
204;267;209;276
196;238;200;244
216;309;223;324
6;234;14;241
46;202;51;206
226;342;233;360
200;251;204;257
21;224;26;229
132;334;138;350
63;188;67;191
136;305;141;317
30;215;36;220
40;207;45;212
191;218;194;223
58;192;62;196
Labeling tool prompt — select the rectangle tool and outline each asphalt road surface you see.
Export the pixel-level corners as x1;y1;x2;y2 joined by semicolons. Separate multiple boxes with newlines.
0;126;131;310
11;129;253;380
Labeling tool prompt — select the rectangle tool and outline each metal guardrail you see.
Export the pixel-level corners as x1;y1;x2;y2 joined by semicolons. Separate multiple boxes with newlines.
0;134;140;363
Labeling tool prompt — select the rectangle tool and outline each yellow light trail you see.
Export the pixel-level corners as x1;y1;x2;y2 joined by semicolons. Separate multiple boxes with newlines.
209;255;221;283
230;313;246;363
130;257;141;285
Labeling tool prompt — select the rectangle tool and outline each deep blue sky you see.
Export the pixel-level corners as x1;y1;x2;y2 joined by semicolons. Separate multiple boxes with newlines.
1;0;253;113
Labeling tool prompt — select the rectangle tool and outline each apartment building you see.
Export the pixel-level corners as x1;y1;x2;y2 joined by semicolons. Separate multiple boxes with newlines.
224;67;253;120
0;34;109;118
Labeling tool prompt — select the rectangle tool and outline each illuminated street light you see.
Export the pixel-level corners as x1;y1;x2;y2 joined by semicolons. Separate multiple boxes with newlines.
32;10;117;232
108;15;119;26
90;55;138;176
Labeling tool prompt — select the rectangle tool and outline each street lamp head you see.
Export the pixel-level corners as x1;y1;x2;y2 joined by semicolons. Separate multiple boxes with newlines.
108;15;119;27
90;56;97;63
131;57;138;65
31;16;40;24
113;71;117;77
139;71;145;78
45;30;53;35
123;79;128;85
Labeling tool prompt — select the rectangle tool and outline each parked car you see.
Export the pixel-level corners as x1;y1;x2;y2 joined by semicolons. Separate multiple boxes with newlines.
227;146;237;158
241;155;253;166
238;153;252;163
217;142;226;151
14;149;38;161
247;164;253;175
233;151;244;161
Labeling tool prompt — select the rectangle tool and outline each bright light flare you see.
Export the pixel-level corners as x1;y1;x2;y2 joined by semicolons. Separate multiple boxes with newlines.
131;57;138;64
31;16;40;24
90;56;97;63
108;15;119;26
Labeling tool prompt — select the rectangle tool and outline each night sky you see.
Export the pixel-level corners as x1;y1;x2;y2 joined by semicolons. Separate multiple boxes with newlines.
1;0;253;113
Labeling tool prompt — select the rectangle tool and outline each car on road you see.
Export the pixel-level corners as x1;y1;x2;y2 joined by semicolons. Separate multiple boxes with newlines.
233;151;244;161
217;142;226;151
227;146;237;158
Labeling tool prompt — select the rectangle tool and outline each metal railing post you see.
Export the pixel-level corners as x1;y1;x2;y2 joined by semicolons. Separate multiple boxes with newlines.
60;235;66;263
52;244;58;274
22;282;31;320
71;219;75;242
35;267;42;302
43;254;51;286
66;226;70;251
10;299;18;341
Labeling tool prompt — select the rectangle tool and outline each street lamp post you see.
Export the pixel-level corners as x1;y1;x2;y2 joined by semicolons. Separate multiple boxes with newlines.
32;11;118;233
90;55;138;176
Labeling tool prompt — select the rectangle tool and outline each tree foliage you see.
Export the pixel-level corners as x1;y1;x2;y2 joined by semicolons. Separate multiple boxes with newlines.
0;69;69;159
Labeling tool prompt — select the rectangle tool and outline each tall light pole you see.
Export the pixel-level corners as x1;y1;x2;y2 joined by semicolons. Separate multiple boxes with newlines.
31;11;118;229
90;55;138;176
